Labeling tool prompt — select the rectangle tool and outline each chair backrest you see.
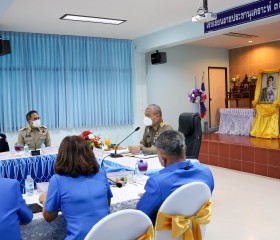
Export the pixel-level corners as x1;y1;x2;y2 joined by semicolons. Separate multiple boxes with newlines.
178;112;202;159
0;133;9;152
155;182;211;240
84;209;153;240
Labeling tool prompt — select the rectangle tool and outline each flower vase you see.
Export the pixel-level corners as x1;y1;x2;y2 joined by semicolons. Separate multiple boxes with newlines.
192;102;199;114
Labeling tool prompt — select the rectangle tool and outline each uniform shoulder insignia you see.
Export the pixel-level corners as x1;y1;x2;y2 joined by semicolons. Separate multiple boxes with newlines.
20;127;27;131
41;125;48;129
160;122;166;127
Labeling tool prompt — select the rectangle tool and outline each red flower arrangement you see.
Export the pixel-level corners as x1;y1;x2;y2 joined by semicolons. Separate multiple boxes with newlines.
80;131;103;149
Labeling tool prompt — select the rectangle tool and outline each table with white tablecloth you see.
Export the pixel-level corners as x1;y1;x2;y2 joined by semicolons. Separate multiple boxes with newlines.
217;108;256;135
0;151;161;193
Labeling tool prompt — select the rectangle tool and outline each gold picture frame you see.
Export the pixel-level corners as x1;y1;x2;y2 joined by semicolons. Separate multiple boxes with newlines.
259;70;279;103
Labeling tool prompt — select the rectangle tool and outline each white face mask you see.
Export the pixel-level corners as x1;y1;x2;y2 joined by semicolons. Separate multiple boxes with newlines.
33;119;41;128
143;116;153;126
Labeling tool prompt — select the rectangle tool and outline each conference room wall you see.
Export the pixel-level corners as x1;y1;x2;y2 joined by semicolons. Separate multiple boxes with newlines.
144;44;229;130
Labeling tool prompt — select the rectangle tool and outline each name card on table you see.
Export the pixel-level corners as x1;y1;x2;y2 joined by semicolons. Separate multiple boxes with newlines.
93;148;104;159
0;151;13;160
40;146;58;155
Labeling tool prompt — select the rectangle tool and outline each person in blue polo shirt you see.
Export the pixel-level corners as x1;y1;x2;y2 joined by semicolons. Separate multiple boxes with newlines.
39;135;113;240
0;178;33;239
137;130;214;224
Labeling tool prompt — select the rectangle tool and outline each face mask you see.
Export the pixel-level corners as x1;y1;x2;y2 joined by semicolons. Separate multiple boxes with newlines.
143;116;153;126
33;119;41;128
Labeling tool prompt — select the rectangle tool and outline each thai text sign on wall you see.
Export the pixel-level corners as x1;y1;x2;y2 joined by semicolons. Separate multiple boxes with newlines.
205;0;280;33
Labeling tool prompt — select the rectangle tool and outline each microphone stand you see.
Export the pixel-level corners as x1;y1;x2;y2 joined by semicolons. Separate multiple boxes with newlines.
110;127;140;158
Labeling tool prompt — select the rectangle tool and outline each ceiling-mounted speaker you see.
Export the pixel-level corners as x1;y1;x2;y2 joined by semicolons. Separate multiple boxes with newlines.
151;50;167;64
0;40;11;56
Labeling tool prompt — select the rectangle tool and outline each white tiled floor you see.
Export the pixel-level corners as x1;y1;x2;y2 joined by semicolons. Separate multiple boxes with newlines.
207;166;280;240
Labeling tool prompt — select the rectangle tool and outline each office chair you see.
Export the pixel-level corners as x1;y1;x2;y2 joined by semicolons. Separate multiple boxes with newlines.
0;133;9;152
178;112;202;159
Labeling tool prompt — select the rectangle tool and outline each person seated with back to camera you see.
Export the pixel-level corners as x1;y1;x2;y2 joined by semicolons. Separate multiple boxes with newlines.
136;130;214;224
39;135;113;240
128;104;173;155
17;110;51;150
0;178;33;239
0;133;10;152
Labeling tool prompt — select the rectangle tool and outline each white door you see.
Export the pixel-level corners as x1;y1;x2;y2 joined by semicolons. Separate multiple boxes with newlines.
208;67;227;128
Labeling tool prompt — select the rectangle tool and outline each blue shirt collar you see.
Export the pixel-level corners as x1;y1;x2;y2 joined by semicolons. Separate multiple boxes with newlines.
159;160;193;173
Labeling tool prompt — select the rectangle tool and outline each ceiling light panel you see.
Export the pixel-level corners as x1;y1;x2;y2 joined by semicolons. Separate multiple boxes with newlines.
60;14;126;25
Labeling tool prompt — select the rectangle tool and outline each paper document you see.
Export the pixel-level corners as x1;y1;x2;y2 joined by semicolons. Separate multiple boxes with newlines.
133;154;158;159
107;148;130;154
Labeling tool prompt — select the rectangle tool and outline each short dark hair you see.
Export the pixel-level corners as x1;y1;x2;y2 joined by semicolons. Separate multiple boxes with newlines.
26;110;38;122
267;75;274;82
156;130;185;157
55;136;100;177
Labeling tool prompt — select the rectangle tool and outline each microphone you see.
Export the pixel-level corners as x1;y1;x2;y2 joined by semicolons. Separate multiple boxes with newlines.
110;127;140;158
31;130;45;156
107;178;123;188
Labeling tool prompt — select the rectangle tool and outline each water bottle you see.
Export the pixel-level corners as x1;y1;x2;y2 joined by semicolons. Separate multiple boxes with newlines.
134;160;141;180
24;144;29;156
25;175;34;196
139;146;143;155
40;142;45;149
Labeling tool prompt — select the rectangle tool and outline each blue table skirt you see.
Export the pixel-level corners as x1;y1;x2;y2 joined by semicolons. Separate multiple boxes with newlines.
0;154;57;193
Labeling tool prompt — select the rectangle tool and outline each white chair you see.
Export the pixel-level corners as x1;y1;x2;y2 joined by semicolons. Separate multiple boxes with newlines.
84;209;154;240
155;182;211;240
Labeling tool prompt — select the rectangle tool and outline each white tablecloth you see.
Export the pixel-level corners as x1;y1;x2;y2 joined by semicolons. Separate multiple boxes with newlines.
217;108;256;135
105;154;163;172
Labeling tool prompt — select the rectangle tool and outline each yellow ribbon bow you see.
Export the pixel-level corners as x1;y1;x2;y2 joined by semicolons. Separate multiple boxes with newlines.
137;224;155;240
155;200;211;240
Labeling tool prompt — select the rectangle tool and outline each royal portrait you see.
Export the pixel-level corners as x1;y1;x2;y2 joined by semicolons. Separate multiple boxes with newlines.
259;73;278;103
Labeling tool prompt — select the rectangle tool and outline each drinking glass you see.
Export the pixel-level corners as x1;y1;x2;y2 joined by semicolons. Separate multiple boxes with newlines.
104;139;111;149
14;143;21;156
137;160;148;176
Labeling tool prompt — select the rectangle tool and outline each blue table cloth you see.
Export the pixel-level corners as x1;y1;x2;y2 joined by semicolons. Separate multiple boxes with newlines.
0;154;57;193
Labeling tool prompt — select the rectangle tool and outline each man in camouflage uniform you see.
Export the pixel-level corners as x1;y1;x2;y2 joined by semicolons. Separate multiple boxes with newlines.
128;104;173;155
17;110;51;150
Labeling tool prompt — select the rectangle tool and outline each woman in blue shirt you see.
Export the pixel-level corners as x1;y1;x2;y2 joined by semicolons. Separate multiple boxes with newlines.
40;135;113;240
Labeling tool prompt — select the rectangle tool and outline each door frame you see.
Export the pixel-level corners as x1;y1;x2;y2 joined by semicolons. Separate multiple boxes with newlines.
208;67;228;129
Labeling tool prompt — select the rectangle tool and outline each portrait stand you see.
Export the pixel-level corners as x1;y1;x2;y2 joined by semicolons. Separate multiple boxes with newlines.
250;68;280;138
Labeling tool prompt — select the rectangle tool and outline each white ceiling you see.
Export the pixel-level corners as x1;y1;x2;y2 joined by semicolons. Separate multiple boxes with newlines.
0;0;279;49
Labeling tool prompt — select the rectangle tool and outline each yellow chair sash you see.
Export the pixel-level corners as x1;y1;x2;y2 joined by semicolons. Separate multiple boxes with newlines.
137;224;154;240
155;200;211;240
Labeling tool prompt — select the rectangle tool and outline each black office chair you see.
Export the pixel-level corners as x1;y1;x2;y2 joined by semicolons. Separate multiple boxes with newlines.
178;112;202;159
0;133;10;152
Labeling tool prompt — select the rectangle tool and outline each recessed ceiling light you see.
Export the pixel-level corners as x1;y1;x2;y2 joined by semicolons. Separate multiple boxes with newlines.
248;40;253;43
60;14;126;25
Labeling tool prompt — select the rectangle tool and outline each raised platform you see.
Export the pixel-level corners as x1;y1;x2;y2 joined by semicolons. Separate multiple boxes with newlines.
200;133;280;179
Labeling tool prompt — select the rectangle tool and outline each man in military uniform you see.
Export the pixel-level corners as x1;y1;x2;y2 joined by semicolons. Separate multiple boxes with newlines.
128;104;173;155
17;110;51;150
